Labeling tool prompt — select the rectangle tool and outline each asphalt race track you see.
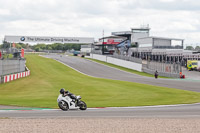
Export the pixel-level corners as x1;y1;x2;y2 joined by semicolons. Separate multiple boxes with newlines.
1;103;200;118
1;54;200;118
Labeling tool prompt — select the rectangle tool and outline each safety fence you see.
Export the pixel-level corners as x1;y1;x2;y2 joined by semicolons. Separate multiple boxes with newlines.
0;67;30;84
142;68;180;78
142;61;181;78
0;59;25;76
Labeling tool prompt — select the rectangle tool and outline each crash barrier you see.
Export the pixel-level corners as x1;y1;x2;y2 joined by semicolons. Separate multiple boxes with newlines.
0;59;25;76
142;61;181;78
1;68;30;84
91;51;142;64
145;61;182;74
87;54;142;72
142;67;179;78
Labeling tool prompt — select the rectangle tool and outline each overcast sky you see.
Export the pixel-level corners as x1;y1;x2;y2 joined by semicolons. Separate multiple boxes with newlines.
0;0;200;46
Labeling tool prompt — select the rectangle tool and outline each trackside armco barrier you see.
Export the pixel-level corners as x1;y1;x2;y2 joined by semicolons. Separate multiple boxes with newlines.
1;68;30;84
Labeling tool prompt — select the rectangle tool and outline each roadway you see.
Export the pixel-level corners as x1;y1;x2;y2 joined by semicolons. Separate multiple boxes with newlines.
1;103;200;118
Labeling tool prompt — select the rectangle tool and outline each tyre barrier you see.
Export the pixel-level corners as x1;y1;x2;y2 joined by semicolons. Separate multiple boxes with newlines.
1;70;30;84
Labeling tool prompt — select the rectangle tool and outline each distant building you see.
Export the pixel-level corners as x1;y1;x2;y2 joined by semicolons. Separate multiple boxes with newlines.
87;26;200;64
112;26;150;45
94;36;127;54
80;44;92;53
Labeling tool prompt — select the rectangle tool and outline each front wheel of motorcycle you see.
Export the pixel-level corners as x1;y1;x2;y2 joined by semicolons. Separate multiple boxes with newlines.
79;101;87;110
58;101;69;111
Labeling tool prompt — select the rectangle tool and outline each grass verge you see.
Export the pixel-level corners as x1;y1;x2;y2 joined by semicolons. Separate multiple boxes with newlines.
0;55;200;108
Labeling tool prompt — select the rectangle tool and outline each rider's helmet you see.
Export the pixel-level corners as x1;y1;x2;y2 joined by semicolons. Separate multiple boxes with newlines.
60;88;65;94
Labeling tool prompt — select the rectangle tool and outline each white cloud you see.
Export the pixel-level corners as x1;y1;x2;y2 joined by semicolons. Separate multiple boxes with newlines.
0;9;10;15
160;0;176;2
0;0;199;44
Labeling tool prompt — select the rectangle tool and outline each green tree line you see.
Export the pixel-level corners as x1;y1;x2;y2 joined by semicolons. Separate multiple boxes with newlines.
185;46;200;51
0;42;85;52
0;42;29;49
32;43;83;52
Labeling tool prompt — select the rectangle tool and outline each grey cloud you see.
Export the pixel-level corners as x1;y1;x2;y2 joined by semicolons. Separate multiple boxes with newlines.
0;0;199;43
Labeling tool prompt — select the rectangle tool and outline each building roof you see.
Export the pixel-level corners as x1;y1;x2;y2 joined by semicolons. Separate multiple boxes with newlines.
131;28;150;32
138;36;184;41
131;27;150;30
112;31;132;36
99;35;126;40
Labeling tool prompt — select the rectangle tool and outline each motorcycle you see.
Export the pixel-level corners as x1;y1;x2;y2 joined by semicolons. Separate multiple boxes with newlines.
57;94;87;111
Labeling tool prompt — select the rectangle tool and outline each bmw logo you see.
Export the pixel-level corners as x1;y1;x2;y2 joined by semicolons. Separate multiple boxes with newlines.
20;37;25;41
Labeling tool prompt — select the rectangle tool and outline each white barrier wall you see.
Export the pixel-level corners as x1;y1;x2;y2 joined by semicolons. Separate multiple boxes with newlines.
88;54;142;72
91;54;107;62
107;57;142;72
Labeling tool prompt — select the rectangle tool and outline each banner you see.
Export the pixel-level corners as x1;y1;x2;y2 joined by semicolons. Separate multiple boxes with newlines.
4;35;94;44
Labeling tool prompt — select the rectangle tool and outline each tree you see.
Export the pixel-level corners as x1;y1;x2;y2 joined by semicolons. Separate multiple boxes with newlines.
2;41;10;49
35;47;40;52
195;46;200;51
185;46;194;50
15;44;22;49
51;43;59;50
46;45;52;50
56;44;64;50
29;43;84;51
72;44;81;50
19;43;27;48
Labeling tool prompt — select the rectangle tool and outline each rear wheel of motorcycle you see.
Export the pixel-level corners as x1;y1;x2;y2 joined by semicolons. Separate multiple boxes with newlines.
58;101;69;111
79;101;87;110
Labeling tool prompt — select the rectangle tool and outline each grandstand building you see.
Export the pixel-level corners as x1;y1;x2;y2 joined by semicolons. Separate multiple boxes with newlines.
92;26;200;66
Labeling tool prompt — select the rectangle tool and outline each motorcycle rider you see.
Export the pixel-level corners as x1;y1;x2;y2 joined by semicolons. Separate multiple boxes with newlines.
154;70;158;79
60;88;77;105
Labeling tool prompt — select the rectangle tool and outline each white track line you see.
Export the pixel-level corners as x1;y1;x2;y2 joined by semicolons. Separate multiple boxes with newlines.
99;102;200;109
1;103;200;112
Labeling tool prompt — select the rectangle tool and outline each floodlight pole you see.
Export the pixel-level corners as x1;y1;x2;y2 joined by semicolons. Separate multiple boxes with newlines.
10;42;11;54
102;29;104;55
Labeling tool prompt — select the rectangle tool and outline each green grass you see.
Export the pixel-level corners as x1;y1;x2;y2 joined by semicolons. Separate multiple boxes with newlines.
0;55;200;108
86;58;169;78
0;117;9;119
